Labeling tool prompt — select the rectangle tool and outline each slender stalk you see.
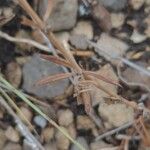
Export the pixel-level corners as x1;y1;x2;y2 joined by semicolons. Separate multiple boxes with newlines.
0;95;44;150
0;74;85;150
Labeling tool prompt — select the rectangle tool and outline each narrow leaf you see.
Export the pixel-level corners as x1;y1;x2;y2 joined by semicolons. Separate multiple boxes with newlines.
40;54;73;68
35;72;73;86
83;71;121;87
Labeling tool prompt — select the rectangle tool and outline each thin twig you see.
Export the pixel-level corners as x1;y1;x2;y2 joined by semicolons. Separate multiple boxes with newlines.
0;95;44;150
116;134;140;140
0;30;50;52
95;121;133;141
88;40;150;77
0;74;85;150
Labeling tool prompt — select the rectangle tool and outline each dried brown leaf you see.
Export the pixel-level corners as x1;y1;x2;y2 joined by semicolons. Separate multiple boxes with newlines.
35;72;73;86
40;54;73;68
43;0;54;22
83;71;120;87
134;116;150;146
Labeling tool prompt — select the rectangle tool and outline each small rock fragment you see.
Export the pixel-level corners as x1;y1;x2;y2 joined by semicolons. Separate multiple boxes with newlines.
71;137;89;150
42;127;55;143
90;141;113;150
39;0;78;31
68;123;76;139
44;142;57;150
23;139;39;150
144;15;150;37
90;64;119;106
77;115;95;130
22;54;69;99
33;115;47;128
0;7;15;27
3;142;21;150
95;33;128;62
71;21;93;39
5;126;20;143
55;127;70;150
130;0;145;10
55;32;70;50
122;61;150;89
111;13;125;28
18;106;32;123
98;102;134;128
5;61;22;88
69;34;89;50
57;109;74;126
130;30;146;43
0;129;7;149
16;56;31;66
98;0;127;11
15;30;32;51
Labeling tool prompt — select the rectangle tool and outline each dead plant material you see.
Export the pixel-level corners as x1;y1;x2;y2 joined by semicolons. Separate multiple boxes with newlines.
15;0;138;114
71;50;94;57
40;54;74;68
43;0;54;22
134;116;150;146
35;72;74;86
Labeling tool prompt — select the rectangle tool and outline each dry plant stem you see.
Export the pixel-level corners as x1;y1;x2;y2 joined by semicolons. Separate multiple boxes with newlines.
0;83;50;108
17;0;45;30
0;75;85;150
88;40;150;77
43;0;54;22
17;0;93;113
116;134;140;140
0;87;37;135
47;32;82;73
95;121;134;141
17;0;82;72
0;31;50;52
0;95;44;150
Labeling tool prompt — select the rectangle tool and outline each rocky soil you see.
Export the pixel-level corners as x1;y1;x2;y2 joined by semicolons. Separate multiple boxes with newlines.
0;0;150;150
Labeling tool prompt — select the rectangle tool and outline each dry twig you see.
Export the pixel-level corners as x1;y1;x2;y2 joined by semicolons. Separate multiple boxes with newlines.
0;95;44;150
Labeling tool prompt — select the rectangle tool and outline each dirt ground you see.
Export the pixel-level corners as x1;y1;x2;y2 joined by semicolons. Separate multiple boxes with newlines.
0;0;150;150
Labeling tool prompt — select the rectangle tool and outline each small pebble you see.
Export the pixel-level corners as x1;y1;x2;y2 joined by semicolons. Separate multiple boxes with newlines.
69;34;89;50
98;0;127;11
0;129;7;149
71;137;89;150
90;141;113;150
55;127;70;150
98;102;134;128
55;32;70;51
18;106;33;122
130;30;147;43
44;142;57;150
68;123;76;139
5;61;22;88
5;126;20;143
15;30;32;51
111;13;125;28
57;109;74;126
71;21;93;39
33;115;47;128
77;115;95;130
42;127;55;143
130;0;145;10
3;142;21;150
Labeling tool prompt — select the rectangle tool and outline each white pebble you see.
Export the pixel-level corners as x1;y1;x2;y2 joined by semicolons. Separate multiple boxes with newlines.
33;115;47;128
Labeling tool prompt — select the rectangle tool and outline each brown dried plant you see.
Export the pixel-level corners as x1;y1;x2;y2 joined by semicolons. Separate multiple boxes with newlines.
16;0;140;113
134;116;150;146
